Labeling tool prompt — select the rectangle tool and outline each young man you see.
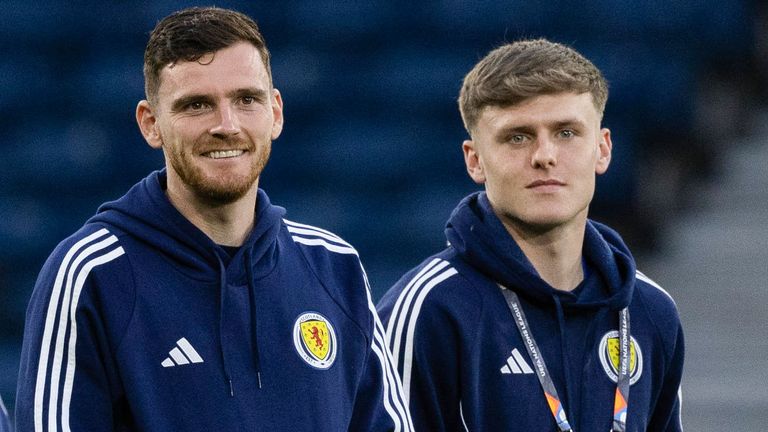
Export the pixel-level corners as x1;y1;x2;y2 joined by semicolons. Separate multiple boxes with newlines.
378;39;684;431
15;7;412;431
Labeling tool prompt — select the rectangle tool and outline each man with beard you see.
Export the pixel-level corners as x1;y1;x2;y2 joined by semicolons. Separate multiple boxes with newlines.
15;7;412;431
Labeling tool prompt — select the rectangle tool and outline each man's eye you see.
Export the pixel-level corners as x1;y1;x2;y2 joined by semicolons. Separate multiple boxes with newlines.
510;135;526;143
188;102;206;111
559;130;574;138
241;96;255;105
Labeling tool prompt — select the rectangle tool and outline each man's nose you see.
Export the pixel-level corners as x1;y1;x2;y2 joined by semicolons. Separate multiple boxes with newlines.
530;137;557;168
209;104;240;137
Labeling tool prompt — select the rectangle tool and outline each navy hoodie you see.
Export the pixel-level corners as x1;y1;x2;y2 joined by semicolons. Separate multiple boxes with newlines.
16;170;413;431
378;192;684;431
0;395;10;432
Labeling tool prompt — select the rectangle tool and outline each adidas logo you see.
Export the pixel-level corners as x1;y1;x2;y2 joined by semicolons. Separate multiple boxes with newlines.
161;337;204;368
500;348;534;375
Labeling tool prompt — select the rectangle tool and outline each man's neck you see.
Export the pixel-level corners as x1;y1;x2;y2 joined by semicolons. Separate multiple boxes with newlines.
165;179;257;247
500;216;587;292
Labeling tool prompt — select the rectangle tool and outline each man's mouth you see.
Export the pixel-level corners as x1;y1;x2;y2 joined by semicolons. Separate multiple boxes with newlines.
203;150;245;159
526;179;565;188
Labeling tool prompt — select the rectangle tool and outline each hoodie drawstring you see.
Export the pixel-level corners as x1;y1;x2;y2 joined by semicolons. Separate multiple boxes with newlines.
244;250;263;388
217;256;235;397
217;250;265;397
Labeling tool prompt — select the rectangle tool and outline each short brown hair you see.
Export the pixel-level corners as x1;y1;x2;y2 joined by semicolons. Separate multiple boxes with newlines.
143;7;272;103
458;39;608;134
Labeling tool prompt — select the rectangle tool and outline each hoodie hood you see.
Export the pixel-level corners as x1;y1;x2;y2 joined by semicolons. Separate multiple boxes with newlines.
445;192;636;311
88;169;285;394
88;169;285;282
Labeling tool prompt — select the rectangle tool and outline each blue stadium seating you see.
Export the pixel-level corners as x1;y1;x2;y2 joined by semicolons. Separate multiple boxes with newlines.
0;0;758;416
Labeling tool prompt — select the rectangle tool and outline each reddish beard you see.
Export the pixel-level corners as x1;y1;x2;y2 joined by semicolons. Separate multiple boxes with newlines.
168;135;271;205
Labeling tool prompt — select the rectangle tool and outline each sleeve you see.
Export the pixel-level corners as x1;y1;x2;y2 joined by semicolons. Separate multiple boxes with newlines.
376;260;467;432
283;220;414;430
347;279;415;432
15;230;126;432
0;395;11;432
648;321;685;431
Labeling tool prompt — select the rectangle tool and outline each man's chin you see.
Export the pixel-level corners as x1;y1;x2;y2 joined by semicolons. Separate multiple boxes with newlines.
191;176;257;205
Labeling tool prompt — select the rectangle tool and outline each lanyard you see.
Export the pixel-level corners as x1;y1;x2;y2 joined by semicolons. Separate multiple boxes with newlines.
499;285;630;432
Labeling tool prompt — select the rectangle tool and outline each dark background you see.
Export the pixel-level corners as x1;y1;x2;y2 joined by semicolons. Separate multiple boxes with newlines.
2;0;766;428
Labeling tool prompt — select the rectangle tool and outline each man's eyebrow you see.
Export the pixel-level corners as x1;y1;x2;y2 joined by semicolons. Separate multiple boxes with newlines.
169;87;269;111
170;94;213;111
494;124;535;139
228;87;269;100
490;118;589;140
551;118;587;129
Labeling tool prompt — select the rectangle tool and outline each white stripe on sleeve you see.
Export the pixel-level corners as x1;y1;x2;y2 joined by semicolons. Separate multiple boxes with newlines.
363;266;414;432
34;229;124;432
400;267;457;399
386;259;450;370
34;229;111;432
61;246;125;432
635;270;676;304
290;236;358;255
285;220;413;429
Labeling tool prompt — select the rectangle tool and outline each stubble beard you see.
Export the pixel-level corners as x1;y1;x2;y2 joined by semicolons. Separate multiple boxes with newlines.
169;136;271;205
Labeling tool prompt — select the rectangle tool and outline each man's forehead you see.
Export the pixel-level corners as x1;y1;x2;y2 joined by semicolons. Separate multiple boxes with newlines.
160;45;265;76
164;50;216;71
479;93;598;127
156;43;270;98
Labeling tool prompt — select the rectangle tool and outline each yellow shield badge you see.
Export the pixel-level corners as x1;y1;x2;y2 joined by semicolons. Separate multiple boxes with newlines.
598;331;643;385
300;320;330;361
293;312;337;369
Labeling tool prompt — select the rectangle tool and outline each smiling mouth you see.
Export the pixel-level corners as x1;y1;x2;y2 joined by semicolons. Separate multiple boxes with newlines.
203;150;245;159
527;179;565;188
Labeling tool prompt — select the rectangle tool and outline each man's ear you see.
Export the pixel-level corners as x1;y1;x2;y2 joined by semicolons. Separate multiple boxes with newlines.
270;88;284;140
595;127;612;175
463;139;486;184
136;100;163;149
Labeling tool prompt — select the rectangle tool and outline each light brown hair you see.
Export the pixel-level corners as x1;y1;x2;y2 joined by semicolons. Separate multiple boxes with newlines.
458;39;608;135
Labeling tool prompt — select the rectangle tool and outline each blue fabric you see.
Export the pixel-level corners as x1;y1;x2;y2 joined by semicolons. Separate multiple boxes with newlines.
0;395;11;432
16;170;412;431
378;191;684;431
